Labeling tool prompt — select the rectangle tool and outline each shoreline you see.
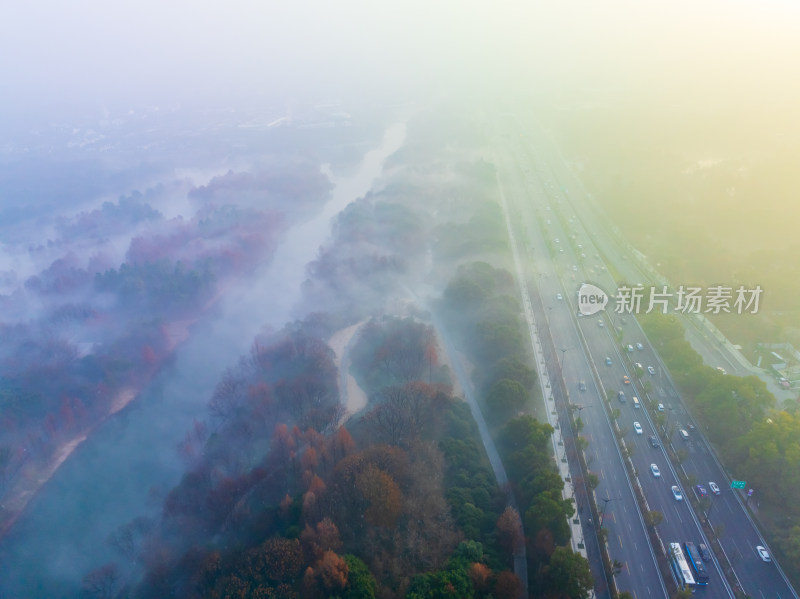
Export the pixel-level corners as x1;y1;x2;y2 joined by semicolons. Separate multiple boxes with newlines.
328;320;369;423
0;308;202;541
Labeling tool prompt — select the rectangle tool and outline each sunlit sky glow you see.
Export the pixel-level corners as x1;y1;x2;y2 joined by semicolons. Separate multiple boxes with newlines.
2;0;799;116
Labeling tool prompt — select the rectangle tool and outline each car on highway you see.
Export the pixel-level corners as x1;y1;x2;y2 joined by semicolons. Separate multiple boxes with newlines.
717;367;727;375
686;422;696;431
605;356;612;365
657;403;664;412
679;429;690;441
554;238;560;244
626;344;634;352
650;463;661;477
572;264;578;272
636;342;644;350
696;484;708;498
672;486;683;501
698;543;712;562
579;381;587;392
757;546;771;562
634;362;643;370
633;421;643;435
623;375;631;384
556;293;563;300
617;391;626;403
598;319;604;327
648;435;660;448
647;365;656;375
709;482;720;495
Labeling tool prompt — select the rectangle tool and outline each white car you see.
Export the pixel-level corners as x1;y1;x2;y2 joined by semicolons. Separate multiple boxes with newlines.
556;293;563;300
709;481;720;495
650;463;661;477
657;403;665;412
672;486;683;501
633;422;643;435
598;319;605;327
636;342;644;350
757;545;771;562
647;366;656;375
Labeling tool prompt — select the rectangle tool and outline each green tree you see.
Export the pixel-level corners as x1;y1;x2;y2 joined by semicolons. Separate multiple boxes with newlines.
406;564;474;599
541;547;593;599
644;510;663;528
342;554;377;599
486;356;537;391
525;492;574;546
485;378;528;414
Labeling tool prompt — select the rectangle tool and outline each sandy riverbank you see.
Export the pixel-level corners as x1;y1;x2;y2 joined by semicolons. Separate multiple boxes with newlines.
0;314;198;540
328;321;369;419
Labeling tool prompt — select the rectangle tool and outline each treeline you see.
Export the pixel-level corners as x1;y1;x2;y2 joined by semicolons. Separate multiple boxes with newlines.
0;318;170;487
0;194;289;527
440;261;592;597
441;261;537;421
641;312;800;583
435;201;509;260
500;417;591;597
111;316;525;598
302;197;428;323
94;259;215;313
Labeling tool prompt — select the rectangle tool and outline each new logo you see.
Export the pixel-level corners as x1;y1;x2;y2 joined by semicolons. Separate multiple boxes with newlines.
578;283;608;316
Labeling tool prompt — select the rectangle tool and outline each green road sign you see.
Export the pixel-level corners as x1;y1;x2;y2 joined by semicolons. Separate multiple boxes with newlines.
731;480;746;489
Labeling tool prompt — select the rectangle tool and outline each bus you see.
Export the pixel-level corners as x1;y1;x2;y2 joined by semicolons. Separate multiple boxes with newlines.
684;541;710;585
669;542;695;588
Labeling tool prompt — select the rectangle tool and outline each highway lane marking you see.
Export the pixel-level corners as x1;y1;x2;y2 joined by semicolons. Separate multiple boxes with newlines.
619;534;623;549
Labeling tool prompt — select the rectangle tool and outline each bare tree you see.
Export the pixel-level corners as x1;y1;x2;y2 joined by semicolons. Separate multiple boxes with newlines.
208;368;247;423
81;563;119;599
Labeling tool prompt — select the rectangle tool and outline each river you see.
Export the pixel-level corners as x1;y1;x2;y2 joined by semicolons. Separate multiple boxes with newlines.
0;122;406;597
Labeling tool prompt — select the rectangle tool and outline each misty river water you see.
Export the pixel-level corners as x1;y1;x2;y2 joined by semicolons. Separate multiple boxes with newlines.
0;122;406;597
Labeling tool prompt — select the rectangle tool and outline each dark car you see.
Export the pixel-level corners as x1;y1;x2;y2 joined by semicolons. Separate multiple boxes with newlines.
617;391;626;403
698;543;711;562
579;381;587;392
696;484;708;498
648;435;660;448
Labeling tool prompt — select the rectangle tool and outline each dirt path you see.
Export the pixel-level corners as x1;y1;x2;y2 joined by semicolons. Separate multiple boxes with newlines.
328;321;369;420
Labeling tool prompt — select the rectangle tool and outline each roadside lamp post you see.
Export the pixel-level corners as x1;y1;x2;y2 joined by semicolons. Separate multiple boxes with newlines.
599;496;622;529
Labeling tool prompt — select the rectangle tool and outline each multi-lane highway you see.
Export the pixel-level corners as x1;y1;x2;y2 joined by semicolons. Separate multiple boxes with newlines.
495;142;667;598
494;113;797;599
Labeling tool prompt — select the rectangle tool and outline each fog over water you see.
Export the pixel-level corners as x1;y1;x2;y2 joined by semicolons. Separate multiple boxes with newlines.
0;123;405;596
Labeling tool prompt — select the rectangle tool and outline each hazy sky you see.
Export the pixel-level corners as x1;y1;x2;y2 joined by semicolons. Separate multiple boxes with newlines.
2;0;799;116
